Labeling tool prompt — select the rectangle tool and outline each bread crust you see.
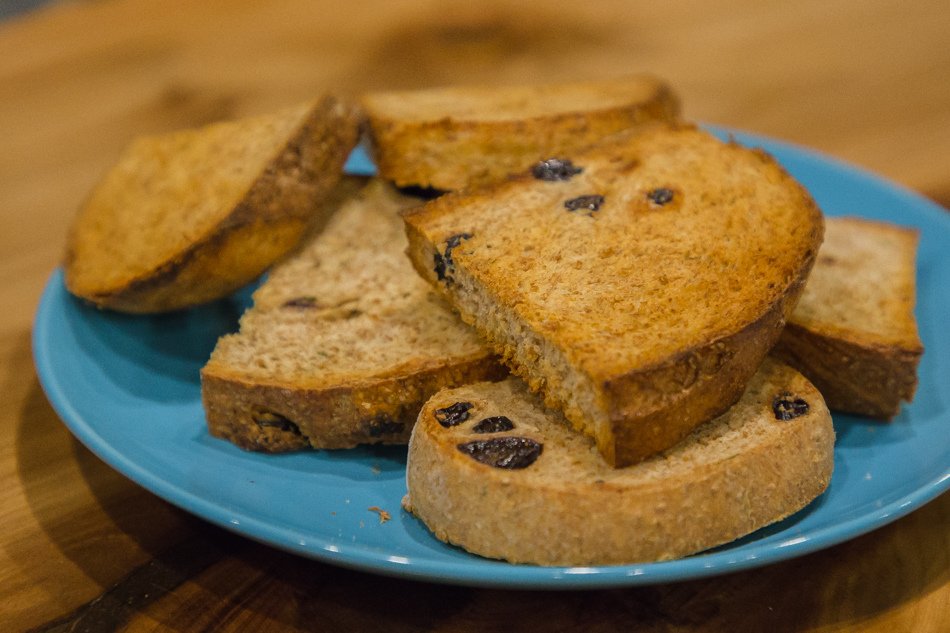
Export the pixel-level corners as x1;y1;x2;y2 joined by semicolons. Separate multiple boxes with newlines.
601;293;796;464
202;352;506;451
64;96;362;313
772;323;921;419
405;361;835;566
362;76;680;190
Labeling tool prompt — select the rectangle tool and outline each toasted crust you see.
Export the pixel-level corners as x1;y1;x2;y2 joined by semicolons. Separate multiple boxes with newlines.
404;360;835;566
64;96;361;313
362;75;680;190
602;300;790;462
772;217;923;418
402;124;824;466
203;352;504;451
200;179;505;451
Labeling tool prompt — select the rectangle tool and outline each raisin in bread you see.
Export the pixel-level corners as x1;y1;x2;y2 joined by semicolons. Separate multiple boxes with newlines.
201;178;505;451
404;359;835;566
361;75;680;191
402;124;824;466
773;216;923;419
65;96;360;313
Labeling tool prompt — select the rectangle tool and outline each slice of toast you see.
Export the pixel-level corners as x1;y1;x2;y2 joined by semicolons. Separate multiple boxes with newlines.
361;75;680;191
402;123;824;467
65;96;361;313
404;359;835;566
772;216;923;419
201;178;505;451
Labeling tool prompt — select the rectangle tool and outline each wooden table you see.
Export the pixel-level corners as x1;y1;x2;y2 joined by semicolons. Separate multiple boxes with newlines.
2;1;948;631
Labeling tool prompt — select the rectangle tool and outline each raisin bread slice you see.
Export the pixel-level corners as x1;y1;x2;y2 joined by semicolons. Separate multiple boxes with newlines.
201;178;505;451
773;216;923;419
361;75;680;191
404;359;835;566
403;124;824;466
65;96;360;313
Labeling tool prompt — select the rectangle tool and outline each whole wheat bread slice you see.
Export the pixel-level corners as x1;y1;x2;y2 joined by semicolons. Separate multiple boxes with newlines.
773;216;923;419
403;123;824;466
361;75;680;191
404;359;835;566
65;96;360;313
201;178;505;451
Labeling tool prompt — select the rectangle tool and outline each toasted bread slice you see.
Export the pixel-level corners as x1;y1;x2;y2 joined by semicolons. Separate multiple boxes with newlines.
65;96;361;313
404;359;835;566
361;75;680;191
773;216;923;419
403;124;824;466
201;178;505;451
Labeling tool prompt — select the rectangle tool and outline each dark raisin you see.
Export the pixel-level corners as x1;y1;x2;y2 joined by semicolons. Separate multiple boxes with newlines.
443;233;473;266
532;158;583;181
434;401;473;428
772;393;810;421
456;436;542;469
564;194;604;215
433;252;448;282
647;187;675;206
366;413;405;437
253;411;302;435
282;296;319;308
435;233;473;285
397;184;446;200
472;415;515;433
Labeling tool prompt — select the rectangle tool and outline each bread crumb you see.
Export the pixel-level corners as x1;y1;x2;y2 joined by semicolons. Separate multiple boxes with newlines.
368;506;391;524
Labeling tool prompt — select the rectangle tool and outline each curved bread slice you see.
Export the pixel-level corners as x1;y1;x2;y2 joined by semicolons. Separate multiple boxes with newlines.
65;96;361;313
405;360;835;566
403;124;824;466
201;179;505;451
773;216;923;419
361;75;680;190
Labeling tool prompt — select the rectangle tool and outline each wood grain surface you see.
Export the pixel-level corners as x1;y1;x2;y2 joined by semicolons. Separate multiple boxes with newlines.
1;1;948;631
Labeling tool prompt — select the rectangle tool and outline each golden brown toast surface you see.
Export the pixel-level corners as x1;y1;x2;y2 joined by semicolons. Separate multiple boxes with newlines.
65;96;360;313
362;75;680;190
403;124;824;465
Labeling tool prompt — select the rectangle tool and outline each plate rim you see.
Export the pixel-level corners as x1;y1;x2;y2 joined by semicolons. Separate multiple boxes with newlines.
32;126;950;589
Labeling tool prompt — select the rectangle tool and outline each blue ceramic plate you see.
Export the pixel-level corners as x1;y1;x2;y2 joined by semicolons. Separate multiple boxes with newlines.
33;128;950;589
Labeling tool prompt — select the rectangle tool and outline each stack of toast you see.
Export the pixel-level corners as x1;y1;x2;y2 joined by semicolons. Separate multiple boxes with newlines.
64;75;923;567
